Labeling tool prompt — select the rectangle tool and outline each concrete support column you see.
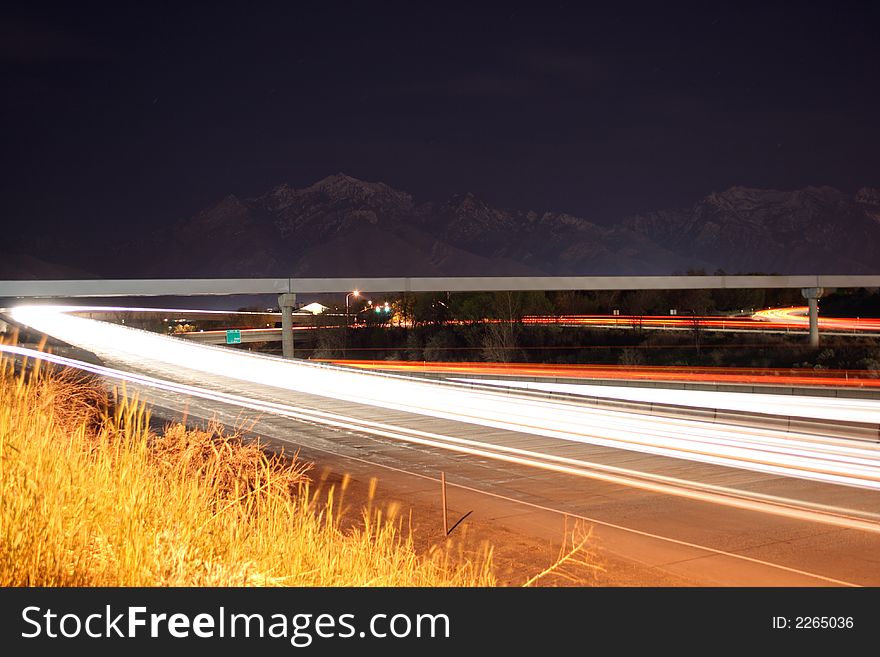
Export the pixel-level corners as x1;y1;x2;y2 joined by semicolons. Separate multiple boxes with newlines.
801;287;823;348
278;293;297;358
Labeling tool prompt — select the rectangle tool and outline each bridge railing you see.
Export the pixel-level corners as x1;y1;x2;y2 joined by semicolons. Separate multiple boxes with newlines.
2;275;880;298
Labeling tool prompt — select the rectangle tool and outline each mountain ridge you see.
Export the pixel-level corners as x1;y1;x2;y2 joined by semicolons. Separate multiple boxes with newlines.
17;175;880;279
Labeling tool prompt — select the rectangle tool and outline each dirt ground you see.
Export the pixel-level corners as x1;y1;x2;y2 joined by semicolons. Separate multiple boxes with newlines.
311;465;694;587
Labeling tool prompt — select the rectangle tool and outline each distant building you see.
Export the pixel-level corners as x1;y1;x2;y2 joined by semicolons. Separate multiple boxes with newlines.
300;302;329;315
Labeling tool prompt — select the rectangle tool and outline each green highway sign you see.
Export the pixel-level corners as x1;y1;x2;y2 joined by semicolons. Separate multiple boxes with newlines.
225;329;241;344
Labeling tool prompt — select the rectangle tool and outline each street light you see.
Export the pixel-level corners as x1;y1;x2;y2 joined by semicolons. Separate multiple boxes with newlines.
345;290;360;327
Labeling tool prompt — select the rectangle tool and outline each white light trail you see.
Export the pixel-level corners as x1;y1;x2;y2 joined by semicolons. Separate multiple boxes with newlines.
448;378;880;425
3;342;880;537
9;305;880;494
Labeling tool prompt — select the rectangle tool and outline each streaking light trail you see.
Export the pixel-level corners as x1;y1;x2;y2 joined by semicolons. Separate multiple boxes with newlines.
753;306;880;332
10;305;880;497
520;307;880;333
328;360;880;389
3;341;880;539
447;378;880;425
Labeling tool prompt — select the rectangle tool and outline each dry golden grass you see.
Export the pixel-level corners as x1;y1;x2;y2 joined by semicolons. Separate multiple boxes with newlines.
523;521;604;586
0;352;496;586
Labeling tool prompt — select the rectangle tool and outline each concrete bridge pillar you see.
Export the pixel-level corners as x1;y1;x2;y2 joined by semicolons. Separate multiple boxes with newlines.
801;287;823;348
278;293;297;358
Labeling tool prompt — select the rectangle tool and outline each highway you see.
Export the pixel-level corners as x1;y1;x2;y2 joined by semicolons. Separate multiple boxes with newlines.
328;359;880;390
172;307;880;344
53;305;880;347
523;306;880;334
753;306;880;332
7;304;880;585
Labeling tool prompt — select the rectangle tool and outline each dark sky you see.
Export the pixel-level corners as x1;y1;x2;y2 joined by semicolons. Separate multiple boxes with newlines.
3;1;879;245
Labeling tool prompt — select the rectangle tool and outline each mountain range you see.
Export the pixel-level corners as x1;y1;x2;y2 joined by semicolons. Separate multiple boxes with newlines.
9;174;880;278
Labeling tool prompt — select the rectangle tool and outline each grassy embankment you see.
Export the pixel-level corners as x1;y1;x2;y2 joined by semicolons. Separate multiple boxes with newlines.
0;351;505;586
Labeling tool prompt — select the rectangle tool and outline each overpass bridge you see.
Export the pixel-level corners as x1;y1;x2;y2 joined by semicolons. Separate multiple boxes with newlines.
3;275;880;354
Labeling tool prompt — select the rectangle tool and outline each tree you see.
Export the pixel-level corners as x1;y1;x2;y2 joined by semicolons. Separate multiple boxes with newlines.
411;293;451;326
423;330;457;361
449;292;494;324
480;291;544;362
313;311;345;359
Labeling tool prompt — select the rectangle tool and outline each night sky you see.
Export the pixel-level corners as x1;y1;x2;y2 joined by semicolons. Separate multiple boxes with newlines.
3;1;879;247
